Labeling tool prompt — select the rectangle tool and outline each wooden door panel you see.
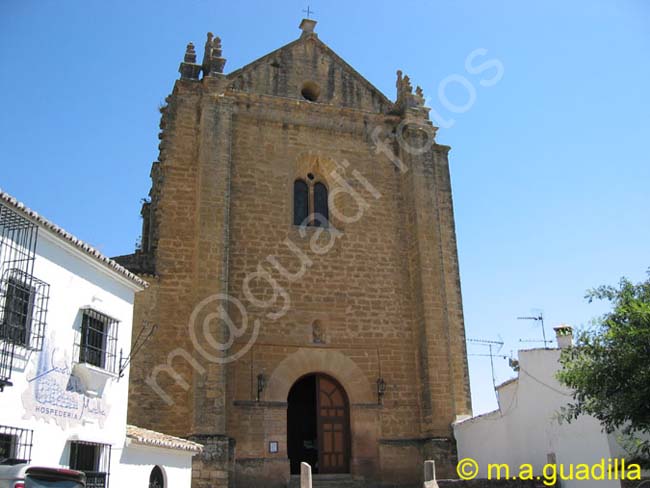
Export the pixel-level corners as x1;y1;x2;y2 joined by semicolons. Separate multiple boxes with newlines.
316;375;349;473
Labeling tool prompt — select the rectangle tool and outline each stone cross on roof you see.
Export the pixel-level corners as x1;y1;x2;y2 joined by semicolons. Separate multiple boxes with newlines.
302;6;315;18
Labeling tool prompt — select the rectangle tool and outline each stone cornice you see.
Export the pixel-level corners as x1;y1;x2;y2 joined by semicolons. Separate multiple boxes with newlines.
219;90;401;137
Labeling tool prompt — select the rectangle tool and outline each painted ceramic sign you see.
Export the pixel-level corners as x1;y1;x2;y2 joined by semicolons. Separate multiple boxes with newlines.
22;332;110;428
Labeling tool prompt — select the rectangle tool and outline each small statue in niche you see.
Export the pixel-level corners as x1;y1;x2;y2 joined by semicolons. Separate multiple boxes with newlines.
312;320;325;344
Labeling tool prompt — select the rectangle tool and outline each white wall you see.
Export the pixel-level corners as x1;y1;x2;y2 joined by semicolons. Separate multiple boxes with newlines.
454;348;623;488
2;229;137;464
0;226;196;487
116;443;195;488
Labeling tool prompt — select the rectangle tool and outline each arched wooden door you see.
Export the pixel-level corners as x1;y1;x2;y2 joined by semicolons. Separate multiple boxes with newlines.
316;375;350;473
287;373;350;474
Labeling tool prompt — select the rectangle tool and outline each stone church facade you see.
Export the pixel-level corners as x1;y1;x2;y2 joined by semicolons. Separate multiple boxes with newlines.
115;19;471;488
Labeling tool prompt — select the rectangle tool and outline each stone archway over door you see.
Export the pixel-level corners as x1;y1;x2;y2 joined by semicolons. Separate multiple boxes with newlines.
266;348;374;404
287;374;350;475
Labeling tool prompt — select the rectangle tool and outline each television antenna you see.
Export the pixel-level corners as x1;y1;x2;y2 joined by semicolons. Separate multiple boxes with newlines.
517;312;552;347
467;338;505;397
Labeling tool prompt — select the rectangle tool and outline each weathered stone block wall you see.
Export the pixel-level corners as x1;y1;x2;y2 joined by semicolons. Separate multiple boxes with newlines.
222;96;422;485
125;79;206;436
378;441;423;486
229;36;390;113
188;434;235;488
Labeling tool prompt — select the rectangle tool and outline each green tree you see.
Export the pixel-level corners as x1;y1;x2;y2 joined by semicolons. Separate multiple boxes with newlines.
557;271;650;465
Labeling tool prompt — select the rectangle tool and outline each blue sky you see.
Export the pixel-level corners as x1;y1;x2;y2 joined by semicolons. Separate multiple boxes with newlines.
1;0;648;414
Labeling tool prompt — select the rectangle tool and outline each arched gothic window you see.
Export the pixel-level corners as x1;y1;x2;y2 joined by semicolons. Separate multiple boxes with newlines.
293;177;329;227
293;179;309;226
313;182;328;227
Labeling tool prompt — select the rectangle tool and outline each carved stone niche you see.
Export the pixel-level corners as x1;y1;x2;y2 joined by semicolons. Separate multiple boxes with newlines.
311;320;325;344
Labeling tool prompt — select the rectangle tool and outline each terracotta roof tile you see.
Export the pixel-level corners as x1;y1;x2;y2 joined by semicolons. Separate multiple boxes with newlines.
126;425;203;453
0;190;147;289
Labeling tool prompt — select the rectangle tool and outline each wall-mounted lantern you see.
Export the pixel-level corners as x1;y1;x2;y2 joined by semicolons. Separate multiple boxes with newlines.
257;372;267;402
377;377;386;404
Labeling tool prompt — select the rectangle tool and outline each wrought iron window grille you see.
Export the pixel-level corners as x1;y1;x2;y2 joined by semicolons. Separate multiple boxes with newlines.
0;269;50;350
0;425;33;465
0;201;49;391
74;308;118;374
69;440;111;488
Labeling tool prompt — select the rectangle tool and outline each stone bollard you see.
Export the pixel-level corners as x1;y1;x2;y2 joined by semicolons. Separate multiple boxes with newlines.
423;460;439;488
300;462;312;488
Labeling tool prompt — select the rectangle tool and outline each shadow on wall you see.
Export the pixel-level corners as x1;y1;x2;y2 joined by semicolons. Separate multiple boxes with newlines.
119;444;190;469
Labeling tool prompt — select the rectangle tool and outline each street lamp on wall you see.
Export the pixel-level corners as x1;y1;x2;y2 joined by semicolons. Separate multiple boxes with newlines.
257;373;267;402
377;377;386;405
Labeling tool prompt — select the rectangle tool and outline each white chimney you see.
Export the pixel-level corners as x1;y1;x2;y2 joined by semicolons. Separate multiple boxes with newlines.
554;324;573;349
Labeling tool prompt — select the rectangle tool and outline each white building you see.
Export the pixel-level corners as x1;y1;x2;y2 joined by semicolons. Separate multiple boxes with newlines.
454;326;646;487
0;191;201;487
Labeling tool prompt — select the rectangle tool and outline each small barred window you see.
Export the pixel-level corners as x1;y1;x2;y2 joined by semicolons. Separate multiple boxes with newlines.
75;308;118;374
69;440;112;488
